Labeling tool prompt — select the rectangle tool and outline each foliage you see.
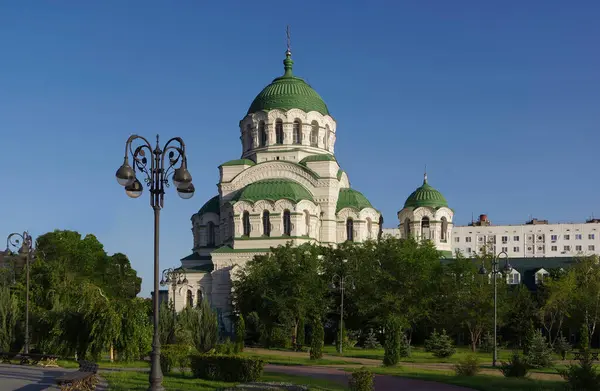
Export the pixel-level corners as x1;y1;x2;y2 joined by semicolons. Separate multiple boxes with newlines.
383;317;402;366
191;298;219;354
581;322;591;351
114;298;152;361
539;270;576;346
500;352;530;378
524;329;553;368
479;332;495;353
559;349;600;390
310;318;324;360
349;367;374;391
160;344;191;374
0;286;21;352
554;335;572;360
295;317;305;348
363;328;381;349
215;338;237;355
454;354;480;376
244;311;261;346
572;256;600;348
189;354;264;382
235;315;246;353
159;301;175;345
503;286;538;348
424;329;456;358
398;331;411;358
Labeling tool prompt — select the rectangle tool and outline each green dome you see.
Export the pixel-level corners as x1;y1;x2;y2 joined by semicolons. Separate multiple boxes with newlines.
404;175;448;209
230;179;313;204
336;188;374;212
199;195;220;215
247;52;330;116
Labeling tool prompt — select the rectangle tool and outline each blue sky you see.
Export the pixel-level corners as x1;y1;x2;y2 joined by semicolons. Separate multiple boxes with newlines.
1;1;598;296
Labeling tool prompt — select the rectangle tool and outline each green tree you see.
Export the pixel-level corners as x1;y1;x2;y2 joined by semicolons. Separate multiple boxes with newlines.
310;317;324;360
572;256;600;345
383;316;402;366
0;286;21;351
504;285;538;348
235;315;246;353
540;270;576;346
192;298;218;353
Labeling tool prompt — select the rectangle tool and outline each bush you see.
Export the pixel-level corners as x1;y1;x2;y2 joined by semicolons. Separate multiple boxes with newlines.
190;354;264;382
349;367;374;391
500;352;530;378
235;316;245;353
262;326;291;349
160;344;191;374
454;354;480;376
524;329;553;368
554;335;572;360
215;338;236;355
383;318;402;366
363;328;381;349
559;349;600;390
398;332;411;358
192;298;219;353
310;318;324;360
479;332;495;353
424;329;455;358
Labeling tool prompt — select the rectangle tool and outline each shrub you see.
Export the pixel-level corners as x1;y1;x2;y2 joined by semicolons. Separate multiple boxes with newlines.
383;318;402;366
554;335;572;360
262;326;291;349
192;298;219;353
189;354;264;382
160;344;191;374
349;367;374;391
454;354;480;376
581;323;591;351
500;352;530;378
363;328;381;350
479;332;495;353
424;329;455;358
245;312;261;346
235;316;245;353
524;329;553;368
559;349;600;390
398;332;411;358
310;318;324;360
215;338;236;355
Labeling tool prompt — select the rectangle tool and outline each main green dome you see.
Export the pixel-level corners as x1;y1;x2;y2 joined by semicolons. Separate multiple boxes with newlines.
404;175;448;209
230;179;314;204
247;52;330;116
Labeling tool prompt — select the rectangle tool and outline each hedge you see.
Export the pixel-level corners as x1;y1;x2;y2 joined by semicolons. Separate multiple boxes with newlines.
189;354;264;382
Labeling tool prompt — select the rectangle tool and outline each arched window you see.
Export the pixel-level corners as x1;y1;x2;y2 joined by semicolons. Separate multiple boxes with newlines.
242;211;251;236
304;210;310;236
346;218;354;242
283;210;292;236
187;289;193;307
324;125;330;149
275;120;284;144
310;121;319;147
404;218;411;238
259;121;267;147
441;217;448;242
263;211;271;237
293;120;301;144
196;289;203;306
207;222;216;246
366;218;373;239
421;217;430;239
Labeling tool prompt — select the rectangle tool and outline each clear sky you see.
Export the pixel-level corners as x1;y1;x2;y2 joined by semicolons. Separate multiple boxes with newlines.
1;1;598;296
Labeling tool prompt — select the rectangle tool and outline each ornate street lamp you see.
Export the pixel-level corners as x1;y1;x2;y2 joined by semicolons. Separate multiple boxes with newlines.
5;231;33;354
479;250;512;367
331;259;354;355
160;267;188;343
115;134;194;391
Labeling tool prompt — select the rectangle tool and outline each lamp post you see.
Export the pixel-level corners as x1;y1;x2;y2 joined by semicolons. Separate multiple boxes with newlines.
160;267;188;343
5;231;33;354
331;260;353;355
478;250;511;367
115;134;194;391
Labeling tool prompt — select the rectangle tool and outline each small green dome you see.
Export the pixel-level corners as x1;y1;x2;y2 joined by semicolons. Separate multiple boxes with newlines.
336;188;374;212
404;174;448;209
247;52;330;116
230;179;313;204
199;195;220;215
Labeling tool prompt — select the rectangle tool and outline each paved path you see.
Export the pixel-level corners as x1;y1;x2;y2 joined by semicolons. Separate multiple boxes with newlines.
0;364;107;391
266;364;476;391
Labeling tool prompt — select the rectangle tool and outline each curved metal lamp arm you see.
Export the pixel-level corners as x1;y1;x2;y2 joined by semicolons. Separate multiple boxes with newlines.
6;232;33;255
161;137;187;182
126;135;154;187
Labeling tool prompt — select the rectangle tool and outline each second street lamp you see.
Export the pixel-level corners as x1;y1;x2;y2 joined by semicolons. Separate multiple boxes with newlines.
160;267;188;343
115;134;194;391
479;250;511;367
5;231;33;355
331;260;353;355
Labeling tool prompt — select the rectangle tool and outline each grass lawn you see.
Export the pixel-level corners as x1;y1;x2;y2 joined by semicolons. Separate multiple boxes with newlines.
367;366;565;391
103;370;347;391
241;352;355;366
57;359;150;369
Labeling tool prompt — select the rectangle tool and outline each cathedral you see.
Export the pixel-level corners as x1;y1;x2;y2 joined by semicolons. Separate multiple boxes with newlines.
172;48;453;332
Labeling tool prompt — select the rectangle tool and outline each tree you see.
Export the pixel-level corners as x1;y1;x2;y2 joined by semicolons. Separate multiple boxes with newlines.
192;298;218;353
235;315;246;352
0;286;21;351
572;256;600;345
310;317;324;360
539;270;576;346
504;285;538;347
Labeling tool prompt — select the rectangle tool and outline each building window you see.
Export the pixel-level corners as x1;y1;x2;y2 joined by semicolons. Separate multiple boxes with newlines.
465;237;472;243
367;218;373;239
576;234;583;240
324;125;330;149
293;120;302;144
564;245;571;251
283;210;292;236
310;121;319;146
535;271;549;285
589;245;596;251
551;246;557;251
551;235;557;241
242;212;251;236
196;289;202;306
275;120;283;144
455;237;460;243
346;218;354;242
502;247;508;252
187;289;193;307
259;121;267;147
589;234;596;240
441;217;448;242
404;218;411;238
513;246;520;252
507;271;521;285
564;234;570;240
263;211;271;236
501;236;508;243
576;245;582;252
467;247;472;253
304;210;310;236
421;217;430;239
207;222;216;246
513;236;520;241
